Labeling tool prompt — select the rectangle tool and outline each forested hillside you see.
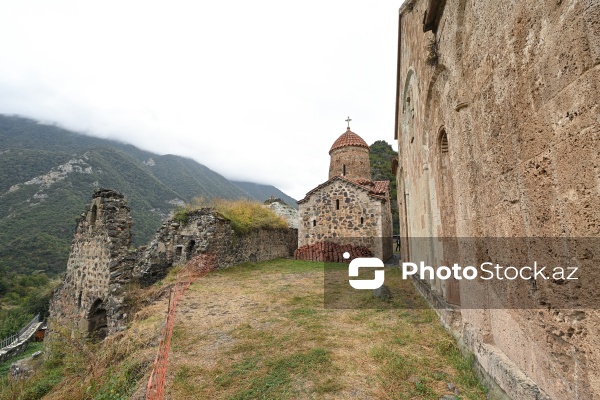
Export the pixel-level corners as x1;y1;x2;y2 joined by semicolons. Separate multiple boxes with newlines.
0;115;292;276
369;140;398;234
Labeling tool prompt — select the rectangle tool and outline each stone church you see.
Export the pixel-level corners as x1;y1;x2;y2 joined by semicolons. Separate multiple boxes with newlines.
394;0;600;398
297;125;393;261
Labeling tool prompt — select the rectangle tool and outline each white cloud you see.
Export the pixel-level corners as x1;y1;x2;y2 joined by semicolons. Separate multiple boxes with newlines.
0;0;403;199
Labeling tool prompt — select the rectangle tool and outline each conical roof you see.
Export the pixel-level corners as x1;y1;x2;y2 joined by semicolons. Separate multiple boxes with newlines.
329;127;370;154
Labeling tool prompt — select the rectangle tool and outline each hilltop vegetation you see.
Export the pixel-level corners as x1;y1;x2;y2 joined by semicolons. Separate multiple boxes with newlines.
174;198;288;235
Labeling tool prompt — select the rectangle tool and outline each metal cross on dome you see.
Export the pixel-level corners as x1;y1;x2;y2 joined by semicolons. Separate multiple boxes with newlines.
345;116;352;128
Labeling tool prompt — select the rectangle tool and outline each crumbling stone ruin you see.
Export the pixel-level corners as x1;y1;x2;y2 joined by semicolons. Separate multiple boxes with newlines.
263;197;299;229
49;189;297;340
49;189;134;339
394;0;600;398
298;127;393;261
133;208;297;284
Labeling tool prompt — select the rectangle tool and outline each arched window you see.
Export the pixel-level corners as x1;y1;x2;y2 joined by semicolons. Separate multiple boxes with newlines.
336;199;340;210
313;220;317;227
440;129;449;154
343;164;346;176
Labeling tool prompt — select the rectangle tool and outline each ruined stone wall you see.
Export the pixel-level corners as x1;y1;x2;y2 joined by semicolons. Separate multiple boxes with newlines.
298;179;391;260
396;0;600;398
328;146;371;181
134;209;298;285
50;192;298;340
49;189;134;339
264;199;299;229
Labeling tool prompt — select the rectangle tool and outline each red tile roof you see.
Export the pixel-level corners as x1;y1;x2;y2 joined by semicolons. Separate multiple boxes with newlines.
297;176;389;204
372;181;390;196
329;128;370;154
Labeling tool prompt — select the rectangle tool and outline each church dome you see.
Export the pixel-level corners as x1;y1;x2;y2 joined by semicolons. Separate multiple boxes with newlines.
329;127;370;155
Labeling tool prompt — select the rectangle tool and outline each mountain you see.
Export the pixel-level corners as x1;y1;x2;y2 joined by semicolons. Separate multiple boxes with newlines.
0;114;292;276
369;140;399;235
232;181;298;209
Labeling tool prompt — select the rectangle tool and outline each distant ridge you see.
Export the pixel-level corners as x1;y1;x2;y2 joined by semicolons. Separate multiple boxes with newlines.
232;181;298;209
0;114;295;275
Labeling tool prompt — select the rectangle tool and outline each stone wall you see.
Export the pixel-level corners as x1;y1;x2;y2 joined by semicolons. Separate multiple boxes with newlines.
134;209;298;284
328;146;371;181
298;178;392;261
395;0;600;398
294;242;373;262
48;189;134;339
49;190;298;340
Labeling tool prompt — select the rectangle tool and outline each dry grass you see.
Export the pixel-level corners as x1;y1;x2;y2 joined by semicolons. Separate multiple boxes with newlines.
1;259;485;399
0;284;171;400
174;197;288;234
167;259;486;399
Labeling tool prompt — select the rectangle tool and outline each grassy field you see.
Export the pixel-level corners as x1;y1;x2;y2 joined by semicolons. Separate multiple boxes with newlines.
167;259;486;399
0;258;486;399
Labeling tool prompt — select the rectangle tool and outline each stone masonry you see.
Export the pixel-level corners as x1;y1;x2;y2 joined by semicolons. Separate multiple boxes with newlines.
134;208;297;284
48;189;134;340
49;189;298;340
395;0;600;398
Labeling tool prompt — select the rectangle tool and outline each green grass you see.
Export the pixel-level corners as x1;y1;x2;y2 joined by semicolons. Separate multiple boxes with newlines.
1;258;487;400
0;342;44;377
169;258;486;399
0;342;64;400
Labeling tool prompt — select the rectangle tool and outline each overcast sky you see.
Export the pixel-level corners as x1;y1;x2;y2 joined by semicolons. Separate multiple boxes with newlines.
0;1;403;200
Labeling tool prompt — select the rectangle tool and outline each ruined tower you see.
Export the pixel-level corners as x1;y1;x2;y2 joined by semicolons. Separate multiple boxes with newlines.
48;189;134;340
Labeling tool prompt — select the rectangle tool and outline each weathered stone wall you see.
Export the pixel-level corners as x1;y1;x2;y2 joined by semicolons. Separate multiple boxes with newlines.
396;0;600;398
328;146;371;181
49;189;134;339
294;241;373;262
379;193;393;262
133;208;298;285
298;178;392;261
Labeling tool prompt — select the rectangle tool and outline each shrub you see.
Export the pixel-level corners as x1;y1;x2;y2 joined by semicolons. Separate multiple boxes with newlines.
214;199;288;235
178;198;288;235
173;206;189;224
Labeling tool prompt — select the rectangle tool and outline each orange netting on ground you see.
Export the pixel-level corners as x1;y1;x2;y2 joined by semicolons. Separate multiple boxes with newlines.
146;253;217;400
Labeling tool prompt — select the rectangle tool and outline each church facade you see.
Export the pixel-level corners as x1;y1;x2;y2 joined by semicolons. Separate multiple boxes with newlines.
394;0;600;398
297;126;393;261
